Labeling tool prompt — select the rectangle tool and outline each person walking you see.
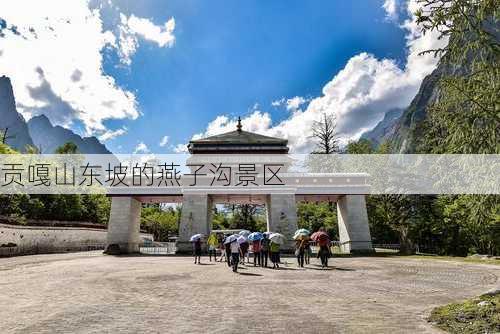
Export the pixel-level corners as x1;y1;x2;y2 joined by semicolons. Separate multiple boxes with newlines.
230;240;240;273
260;234;270;267
224;235;231;267
218;235;226;263
239;240;249;265
193;239;202;264
270;241;280;269
316;228;331;268
207;233;218;262
251;239;261;267
295;238;307;268
304;238;311;265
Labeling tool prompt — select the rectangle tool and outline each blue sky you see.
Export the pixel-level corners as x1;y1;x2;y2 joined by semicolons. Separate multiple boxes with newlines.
0;0;443;153
104;0;407;153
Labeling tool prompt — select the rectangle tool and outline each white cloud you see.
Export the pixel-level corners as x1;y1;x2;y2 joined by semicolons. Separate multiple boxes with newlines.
271;96;307;111
133;141;150;154
99;127;127;141
193;0;447;152
0;1;139;136
383;0;398;21
118;14;175;65
173;143;188;153
286;96;307;111
159;135;169;147
0;1;176;139
271;98;285;107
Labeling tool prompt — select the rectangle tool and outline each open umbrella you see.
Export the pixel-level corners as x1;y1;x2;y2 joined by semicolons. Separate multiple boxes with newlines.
295;228;310;235
224;234;239;244
263;231;272;237
293;228;310;240
190;234;203;242
269;233;285;245
238;230;251;237
293;233;310;240
248;232;263;242
237;235;248;244
311;231;329;241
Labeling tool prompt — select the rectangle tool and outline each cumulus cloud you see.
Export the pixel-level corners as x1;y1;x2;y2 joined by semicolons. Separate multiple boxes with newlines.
159;135;169;147
118;14;175;65
134;141;150;154
193;0;447;152
286;96;307;111
0;1;176;140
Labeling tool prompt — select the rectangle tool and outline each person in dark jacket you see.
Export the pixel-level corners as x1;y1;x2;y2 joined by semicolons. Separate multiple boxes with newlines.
224;236;231;267
260;234;270;267
295;238;307;268
193;239;202;264
316;228;331;268
239;241;249;265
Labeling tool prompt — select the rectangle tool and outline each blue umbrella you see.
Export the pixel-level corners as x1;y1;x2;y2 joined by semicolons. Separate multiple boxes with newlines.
248;232;263;241
224;234;239;244
190;234;203;242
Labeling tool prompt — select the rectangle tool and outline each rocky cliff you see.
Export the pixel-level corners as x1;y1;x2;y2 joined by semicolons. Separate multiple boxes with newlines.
0;76;34;151
360;108;404;147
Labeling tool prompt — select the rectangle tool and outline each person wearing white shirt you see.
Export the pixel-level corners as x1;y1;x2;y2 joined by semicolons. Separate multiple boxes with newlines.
230;241;240;273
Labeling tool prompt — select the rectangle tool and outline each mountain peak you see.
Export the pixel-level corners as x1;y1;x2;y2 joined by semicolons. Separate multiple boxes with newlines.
0;76;35;151
27;116;112;154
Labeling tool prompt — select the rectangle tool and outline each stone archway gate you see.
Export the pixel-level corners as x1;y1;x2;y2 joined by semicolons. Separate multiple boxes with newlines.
106;172;373;254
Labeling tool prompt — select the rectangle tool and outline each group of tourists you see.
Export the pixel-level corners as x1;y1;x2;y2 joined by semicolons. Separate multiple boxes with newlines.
190;227;332;273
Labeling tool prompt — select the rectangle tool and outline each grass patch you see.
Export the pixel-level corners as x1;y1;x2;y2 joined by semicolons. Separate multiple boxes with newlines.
429;293;500;334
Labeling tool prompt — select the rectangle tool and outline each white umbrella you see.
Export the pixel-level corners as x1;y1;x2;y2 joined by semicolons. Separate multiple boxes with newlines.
237;235;248;244
190;234;203;242
239;230;251;237
224;234;239;244
269;233;285;245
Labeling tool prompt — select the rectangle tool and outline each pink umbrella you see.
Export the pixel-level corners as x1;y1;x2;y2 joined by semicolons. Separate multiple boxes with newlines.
311;231;329;242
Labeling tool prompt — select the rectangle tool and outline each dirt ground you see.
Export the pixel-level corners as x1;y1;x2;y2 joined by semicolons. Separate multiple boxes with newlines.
0;252;498;334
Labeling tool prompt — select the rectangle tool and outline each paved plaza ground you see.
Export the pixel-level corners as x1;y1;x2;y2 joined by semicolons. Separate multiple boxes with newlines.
1;252;499;334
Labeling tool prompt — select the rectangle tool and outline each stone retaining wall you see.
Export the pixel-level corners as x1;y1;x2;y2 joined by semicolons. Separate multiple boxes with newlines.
0;223;152;257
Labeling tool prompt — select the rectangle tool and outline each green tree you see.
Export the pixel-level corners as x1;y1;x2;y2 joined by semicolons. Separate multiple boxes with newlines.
414;0;499;256
345;138;374;154
416;0;499;154
297;202;338;239
55;142;79;154
140;205;180;241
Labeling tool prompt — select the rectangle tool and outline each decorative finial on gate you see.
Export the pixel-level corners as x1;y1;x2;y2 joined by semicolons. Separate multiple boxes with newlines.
237;116;242;132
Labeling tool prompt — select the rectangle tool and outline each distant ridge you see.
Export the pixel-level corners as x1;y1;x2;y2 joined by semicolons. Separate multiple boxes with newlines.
27;115;112;154
360;108;404;147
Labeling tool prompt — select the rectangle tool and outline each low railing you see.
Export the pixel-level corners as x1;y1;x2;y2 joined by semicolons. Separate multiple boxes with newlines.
0;244;106;257
373;243;401;251
139;242;177;255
